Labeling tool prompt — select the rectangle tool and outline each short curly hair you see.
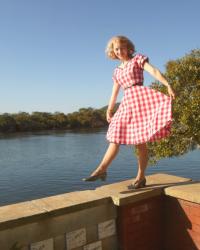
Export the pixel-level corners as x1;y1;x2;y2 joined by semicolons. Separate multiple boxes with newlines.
105;36;135;60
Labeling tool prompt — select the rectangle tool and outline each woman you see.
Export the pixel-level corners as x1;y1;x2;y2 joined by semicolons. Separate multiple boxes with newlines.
83;36;175;189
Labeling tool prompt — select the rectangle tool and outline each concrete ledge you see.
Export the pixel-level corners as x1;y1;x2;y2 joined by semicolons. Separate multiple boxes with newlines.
164;182;200;204
0;173;192;230
95;173;191;206
0;190;111;230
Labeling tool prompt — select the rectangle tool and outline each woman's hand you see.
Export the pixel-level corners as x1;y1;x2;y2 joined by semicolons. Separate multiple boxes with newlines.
106;109;113;123
167;85;176;99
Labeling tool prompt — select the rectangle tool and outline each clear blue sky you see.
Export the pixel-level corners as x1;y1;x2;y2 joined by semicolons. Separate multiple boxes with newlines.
0;0;199;114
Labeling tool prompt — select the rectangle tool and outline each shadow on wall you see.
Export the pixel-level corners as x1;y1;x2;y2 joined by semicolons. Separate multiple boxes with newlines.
164;196;200;250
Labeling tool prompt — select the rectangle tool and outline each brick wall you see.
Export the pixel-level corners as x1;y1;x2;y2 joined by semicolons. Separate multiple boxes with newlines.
117;196;163;250
117;195;200;250
164;197;200;250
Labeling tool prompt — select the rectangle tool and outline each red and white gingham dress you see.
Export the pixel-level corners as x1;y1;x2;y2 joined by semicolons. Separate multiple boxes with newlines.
106;54;172;145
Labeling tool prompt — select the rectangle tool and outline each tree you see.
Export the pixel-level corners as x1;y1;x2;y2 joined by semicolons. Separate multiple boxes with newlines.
13;112;32;131
147;49;200;163
0;114;16;132
53;112;68;128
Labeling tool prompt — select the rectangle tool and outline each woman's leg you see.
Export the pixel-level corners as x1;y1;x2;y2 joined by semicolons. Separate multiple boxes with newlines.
135;143;148;181
91;143;120;176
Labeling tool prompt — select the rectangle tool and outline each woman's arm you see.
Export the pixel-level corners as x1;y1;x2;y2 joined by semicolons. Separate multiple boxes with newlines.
107;81;120;123
144;62;175;99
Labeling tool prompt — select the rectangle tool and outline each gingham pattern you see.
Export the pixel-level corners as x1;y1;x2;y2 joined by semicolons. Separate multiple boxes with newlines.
106;54;172;145
112;54;148;88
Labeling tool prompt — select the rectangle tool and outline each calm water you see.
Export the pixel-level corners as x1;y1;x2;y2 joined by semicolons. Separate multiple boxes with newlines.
0;130;199;206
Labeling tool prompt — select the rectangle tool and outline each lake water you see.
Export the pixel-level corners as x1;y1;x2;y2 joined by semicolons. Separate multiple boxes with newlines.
0;130;199;206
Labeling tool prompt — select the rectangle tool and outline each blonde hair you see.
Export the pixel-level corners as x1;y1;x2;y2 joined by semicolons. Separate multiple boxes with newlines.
105;36;135;60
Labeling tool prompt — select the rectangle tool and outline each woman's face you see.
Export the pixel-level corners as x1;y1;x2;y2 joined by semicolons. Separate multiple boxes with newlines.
113;41;129;61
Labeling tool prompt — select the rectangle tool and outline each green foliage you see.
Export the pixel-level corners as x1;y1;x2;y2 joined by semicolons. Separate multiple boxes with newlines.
0;113;16;132
0;105;115;133
148;49;200;163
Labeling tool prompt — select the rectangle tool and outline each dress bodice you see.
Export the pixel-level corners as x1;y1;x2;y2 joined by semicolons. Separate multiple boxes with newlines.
112;54;149;89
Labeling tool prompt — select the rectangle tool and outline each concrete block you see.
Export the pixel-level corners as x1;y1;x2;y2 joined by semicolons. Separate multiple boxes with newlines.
54;234;66;250
46;203;117;234
85;224;98;243
30;238;54;250
98;219;116;239
83;241;102;250
102;235;118;250
66;228;86;249
0;201;45;228
0;203;116;249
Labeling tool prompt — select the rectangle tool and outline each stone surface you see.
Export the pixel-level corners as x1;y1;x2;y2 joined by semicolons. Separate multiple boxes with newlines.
0;191;110;229
101;236;118;250
30;238;54;250
54;235;66;250
0;201;45;229
31;190;110;214
95;173;191;206
0;202;117;249
66;228;86;249
85;224;98;243
83;241;102;250
164;182;200;204
98;219;116;239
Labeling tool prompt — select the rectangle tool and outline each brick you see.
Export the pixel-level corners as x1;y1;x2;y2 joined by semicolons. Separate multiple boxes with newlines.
123;214;141;224
142;210;162;221
166;213;191;228
124;225;161;244
119;204;148;217
130;204;149;215
119;196;162;217
192;223;200;233
164;242;198;250
120;211;161;230
165;202;200;228
126;221;152;234
178;199;200;208
187;229;200;243
164;224;200;250
187;213;200;225
189;206;200;218
165;199;190;216
124;239;161;250
119;207;162;228
178;199;193;207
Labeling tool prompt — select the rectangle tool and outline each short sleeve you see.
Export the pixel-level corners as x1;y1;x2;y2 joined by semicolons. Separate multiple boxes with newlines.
112;69;119;84
112;74;117;82
135;54;149;69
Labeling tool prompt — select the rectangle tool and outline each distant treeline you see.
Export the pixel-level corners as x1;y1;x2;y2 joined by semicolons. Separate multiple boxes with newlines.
0;105;119;133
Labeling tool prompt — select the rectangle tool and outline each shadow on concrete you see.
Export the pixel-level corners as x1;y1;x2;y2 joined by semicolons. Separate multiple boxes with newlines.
120;180;199;194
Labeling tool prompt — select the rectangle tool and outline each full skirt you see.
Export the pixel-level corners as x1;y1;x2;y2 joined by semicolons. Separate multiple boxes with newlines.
106;86;172;145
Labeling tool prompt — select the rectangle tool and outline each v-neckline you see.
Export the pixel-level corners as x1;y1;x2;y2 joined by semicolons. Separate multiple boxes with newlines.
117;56;135;69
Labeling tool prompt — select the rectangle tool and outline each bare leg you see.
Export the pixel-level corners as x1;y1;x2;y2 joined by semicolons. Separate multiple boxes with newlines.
135;143;148;181
91;143;120;176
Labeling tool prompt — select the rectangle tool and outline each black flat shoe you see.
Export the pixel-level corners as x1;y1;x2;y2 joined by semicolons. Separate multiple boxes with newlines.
128;178;146;189
82;172;107;182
